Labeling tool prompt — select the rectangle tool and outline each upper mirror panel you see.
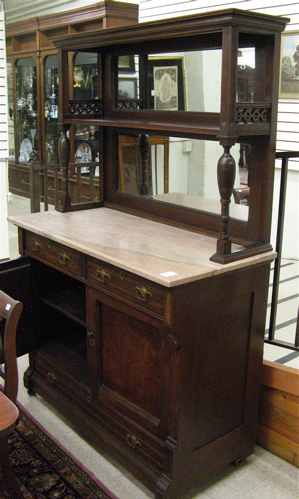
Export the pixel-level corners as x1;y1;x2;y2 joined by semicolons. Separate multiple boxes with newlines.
117;50;222;112
72;52;99;100
117;47;256;112
237;47;255;102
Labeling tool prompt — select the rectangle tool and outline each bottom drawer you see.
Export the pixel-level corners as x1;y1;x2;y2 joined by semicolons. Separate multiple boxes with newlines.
33;340;91;407
89;398;173;473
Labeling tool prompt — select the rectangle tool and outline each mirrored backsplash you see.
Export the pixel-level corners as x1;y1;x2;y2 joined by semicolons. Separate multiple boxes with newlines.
117;134;250;222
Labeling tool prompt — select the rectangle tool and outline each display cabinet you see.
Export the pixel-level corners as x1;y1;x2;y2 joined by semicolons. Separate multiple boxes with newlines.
4;8;288;499
6;0;138;198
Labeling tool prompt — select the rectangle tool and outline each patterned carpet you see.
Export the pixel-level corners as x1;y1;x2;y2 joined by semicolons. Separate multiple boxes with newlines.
0;404;118;499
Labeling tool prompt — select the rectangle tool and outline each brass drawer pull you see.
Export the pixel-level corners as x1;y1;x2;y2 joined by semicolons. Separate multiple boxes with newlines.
96;269;110;283
126;433;141;449
58;252;70;265
135;286;152;301
31;240;41;252
47;371;57;384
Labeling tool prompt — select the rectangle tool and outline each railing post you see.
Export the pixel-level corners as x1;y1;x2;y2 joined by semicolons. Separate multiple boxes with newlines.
29;160;41;213
267;150;299;350
57;123;71;212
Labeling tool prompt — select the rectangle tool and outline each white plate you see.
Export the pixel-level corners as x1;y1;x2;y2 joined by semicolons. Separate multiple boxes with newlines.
75;143;92;163
19;138;32;162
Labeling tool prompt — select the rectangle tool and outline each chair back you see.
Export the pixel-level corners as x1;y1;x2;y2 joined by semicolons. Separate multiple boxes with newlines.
0;291;23;404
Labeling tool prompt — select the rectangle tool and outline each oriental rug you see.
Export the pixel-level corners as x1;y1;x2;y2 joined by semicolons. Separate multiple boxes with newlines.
0;403;118;499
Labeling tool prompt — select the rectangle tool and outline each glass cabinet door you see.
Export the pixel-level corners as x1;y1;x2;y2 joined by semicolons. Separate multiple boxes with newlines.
72;52;100;166
15;57;37;164
44;54;59;164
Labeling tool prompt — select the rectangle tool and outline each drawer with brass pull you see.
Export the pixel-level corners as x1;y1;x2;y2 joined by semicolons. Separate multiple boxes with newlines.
33;339;90;408
89;400;171;472
87;257;165;318
25;231;85;278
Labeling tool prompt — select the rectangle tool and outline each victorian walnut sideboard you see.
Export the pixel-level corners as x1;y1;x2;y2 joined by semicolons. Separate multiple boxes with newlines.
4;8;288;498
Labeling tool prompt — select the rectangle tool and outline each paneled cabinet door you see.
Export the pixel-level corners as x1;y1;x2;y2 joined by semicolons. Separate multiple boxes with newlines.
86;285;175;440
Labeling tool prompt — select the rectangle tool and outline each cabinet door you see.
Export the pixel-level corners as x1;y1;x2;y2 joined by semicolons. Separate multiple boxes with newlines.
0;256;38;355
87;286;172;439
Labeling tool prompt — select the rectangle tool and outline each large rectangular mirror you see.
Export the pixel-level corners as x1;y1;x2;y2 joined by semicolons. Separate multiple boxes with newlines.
117;46;256;112
117;134;249;222
117;49;222;113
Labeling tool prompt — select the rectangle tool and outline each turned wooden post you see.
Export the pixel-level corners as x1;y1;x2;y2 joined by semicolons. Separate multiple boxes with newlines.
138;133;150;196
57;123;71;212
211;142;236;262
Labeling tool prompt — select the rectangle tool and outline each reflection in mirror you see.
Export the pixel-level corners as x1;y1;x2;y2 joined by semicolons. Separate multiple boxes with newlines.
237;47;255;102
73;52;98;100
118;135;249;221
117;49;222;113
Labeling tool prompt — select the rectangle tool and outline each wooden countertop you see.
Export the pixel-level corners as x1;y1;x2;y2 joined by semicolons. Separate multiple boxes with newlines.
9;207;275;287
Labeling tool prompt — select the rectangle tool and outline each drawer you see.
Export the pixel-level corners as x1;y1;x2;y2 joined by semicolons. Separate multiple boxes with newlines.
91;397;171;472
87;257;165;318
25;231;85;278
18;169;30;194
8;166;18;189
33;340;90;407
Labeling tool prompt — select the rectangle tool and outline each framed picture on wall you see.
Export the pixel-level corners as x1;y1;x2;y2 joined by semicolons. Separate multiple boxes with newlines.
118;77;137;99
148;56;186;110
279;31;299;99
118;55;135;73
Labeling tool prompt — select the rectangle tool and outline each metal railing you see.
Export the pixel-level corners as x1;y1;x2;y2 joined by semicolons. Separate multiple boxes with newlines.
265;151;299;351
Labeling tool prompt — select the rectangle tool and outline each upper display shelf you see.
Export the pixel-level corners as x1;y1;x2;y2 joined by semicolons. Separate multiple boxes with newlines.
52;8;289;264
52;8;289;140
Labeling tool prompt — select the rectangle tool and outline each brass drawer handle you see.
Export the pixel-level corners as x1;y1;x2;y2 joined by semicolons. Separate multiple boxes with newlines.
135;286;152;301
47;371;57;384
96;269;110;283
87;331;95;346
31;240;41;252
126;433;141;449
58;252;70;265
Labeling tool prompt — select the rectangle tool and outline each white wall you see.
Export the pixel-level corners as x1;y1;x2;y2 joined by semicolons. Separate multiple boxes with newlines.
0;1;9;261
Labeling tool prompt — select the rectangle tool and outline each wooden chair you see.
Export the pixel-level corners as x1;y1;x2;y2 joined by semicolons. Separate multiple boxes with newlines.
233;186;250;205
0;290;24;498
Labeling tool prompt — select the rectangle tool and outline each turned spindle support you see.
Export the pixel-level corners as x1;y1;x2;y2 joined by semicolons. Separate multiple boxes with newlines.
210;142;236;263
138;133;150;196
57;123;71;212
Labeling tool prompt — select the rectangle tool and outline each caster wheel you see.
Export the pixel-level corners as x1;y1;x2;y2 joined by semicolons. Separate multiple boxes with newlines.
233;457;245;467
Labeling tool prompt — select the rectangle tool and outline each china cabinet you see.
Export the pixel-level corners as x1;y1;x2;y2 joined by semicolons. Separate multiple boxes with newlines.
3;8;288;499
6;0;138;198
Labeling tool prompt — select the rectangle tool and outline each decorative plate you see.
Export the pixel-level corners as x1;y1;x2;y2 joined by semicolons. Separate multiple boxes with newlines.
75;143;92;163
19;138;32;162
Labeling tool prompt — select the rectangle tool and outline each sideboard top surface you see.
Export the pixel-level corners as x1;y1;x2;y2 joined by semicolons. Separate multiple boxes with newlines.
9;208;275;287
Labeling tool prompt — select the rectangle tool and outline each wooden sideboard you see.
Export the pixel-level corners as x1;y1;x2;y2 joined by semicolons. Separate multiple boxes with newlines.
7;208;274;498
2;7;289;498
